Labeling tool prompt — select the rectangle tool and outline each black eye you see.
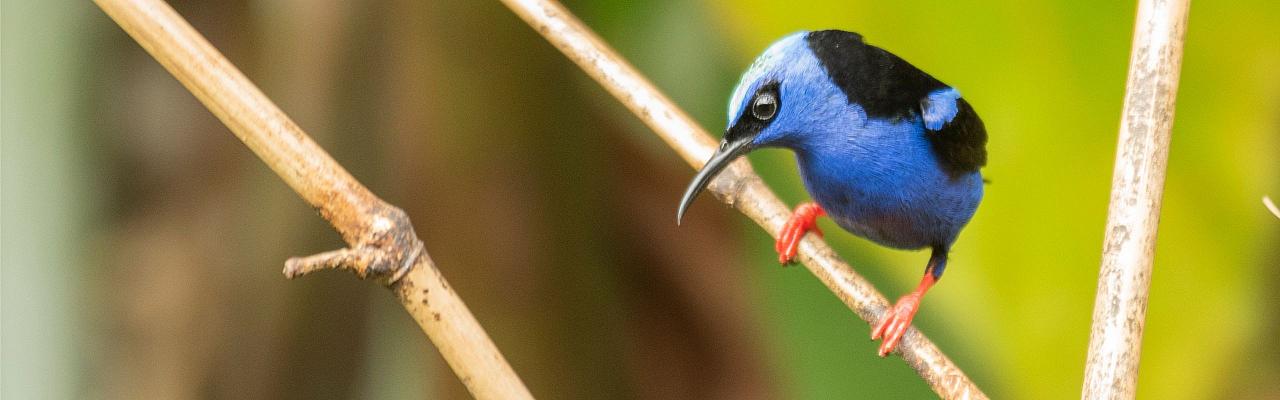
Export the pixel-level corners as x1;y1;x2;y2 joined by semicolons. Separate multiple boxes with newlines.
752;92;778;120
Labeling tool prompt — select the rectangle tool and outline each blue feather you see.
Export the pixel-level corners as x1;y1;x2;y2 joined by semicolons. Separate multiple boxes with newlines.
728;34;984;253
680;29;989;356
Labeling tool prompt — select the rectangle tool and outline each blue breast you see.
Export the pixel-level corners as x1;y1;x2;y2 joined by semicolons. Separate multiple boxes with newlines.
793;115;983;250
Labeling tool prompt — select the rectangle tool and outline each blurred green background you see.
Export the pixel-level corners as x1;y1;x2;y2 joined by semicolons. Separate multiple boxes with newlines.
3;0;1278;399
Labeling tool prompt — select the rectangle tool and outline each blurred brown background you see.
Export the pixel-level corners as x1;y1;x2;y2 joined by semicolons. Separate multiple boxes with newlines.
3;0;1278;399
80;1;773;399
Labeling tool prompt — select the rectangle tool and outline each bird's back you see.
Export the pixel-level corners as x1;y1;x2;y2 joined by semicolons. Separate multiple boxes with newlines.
805;30;987;177
787;30;987;250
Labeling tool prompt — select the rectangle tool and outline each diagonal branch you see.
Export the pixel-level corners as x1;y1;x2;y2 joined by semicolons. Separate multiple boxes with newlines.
92;0;533;399
1082;0;1189;398
498;0;986;398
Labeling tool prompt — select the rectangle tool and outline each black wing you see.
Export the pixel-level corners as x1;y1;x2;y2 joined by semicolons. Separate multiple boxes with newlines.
927;97;987;175
806;30;987;176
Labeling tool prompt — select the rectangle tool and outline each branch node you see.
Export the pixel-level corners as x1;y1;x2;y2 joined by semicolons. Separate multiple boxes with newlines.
95;0;531;396
388;240;423;285
283;247;382;279
283;207;426;283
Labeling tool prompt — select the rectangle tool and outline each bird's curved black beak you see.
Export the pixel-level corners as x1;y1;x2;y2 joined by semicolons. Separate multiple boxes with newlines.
677;135;754;225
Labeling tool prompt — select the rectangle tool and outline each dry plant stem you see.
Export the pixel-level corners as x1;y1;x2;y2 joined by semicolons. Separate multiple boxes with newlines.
1263;196;1280;220
1081;0;1188;399
93;0;533;398
499;0;985;398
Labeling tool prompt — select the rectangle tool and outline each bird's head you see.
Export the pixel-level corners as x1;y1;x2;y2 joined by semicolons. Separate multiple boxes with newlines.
677;30;858;223
677;30;980;224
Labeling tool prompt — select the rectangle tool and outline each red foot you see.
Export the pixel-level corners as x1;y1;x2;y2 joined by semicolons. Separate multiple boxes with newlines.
774;202;826;264
871;275;936;357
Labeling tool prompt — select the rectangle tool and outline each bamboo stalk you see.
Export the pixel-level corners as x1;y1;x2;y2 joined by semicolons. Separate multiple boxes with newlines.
498;0;986;398
1081;0;1189;398
91;0;533;398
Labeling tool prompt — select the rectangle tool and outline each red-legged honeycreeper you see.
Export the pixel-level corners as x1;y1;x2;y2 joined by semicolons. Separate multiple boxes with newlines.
677;30;987;357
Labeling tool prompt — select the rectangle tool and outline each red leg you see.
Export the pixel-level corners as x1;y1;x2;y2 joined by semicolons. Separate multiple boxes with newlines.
871;274;937;357
774;202;825;265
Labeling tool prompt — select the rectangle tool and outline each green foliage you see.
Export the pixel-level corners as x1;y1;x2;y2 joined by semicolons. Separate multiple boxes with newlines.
604;0;1280;398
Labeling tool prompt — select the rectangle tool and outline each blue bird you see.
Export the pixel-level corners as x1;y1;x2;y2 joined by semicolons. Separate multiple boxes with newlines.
677;30;986;356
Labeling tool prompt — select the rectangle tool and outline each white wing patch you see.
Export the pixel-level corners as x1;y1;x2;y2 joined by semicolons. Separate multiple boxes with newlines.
921;87;961;131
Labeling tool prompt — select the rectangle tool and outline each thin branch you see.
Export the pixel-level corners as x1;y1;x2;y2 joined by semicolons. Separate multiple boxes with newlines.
1082;0;1189;399
92;0;533;399
498;0;986;398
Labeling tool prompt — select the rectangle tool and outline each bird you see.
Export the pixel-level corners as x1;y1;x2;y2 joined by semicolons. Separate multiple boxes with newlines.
676;30;987;357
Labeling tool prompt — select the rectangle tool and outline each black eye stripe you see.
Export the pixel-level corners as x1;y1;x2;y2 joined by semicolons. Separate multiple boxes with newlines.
724;81;781;144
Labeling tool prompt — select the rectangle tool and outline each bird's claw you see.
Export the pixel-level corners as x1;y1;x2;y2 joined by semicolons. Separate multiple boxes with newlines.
775;202;826;265
871;293;923;357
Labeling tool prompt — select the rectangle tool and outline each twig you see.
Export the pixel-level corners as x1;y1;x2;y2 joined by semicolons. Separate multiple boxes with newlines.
1081;0;1189;399
92;0;533;399
1264;196;1280;220
499;0;985;398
